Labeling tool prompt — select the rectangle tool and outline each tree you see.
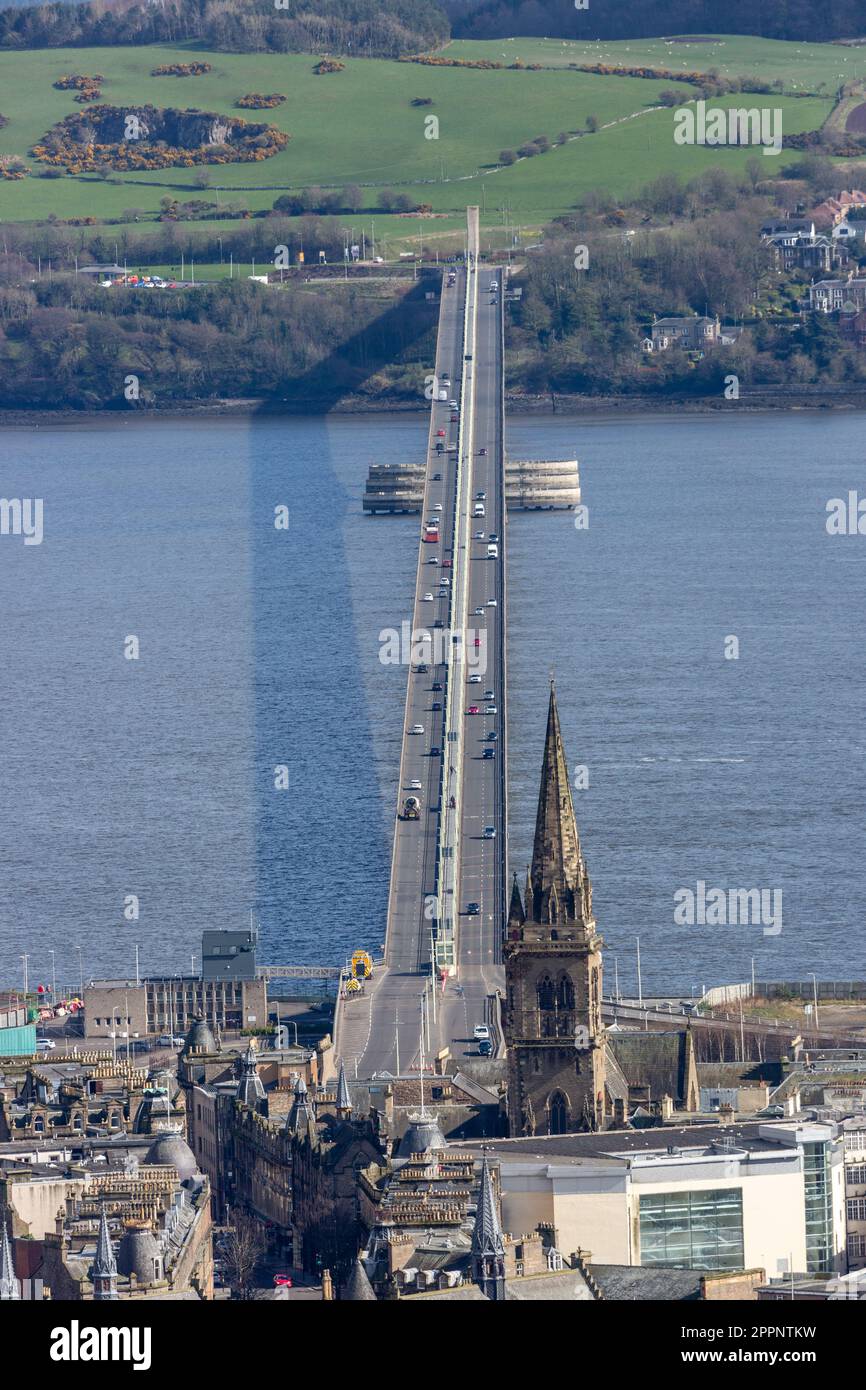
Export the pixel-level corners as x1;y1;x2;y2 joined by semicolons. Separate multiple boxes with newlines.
499;149;517;165
342;183;363;212
585;115;598;133
220;1222;266;1301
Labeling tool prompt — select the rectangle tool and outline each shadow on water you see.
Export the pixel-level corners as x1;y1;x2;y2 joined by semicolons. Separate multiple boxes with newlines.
247;280;438;969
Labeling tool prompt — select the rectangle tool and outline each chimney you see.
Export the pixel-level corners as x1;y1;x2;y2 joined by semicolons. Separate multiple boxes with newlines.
321;1268;333;1301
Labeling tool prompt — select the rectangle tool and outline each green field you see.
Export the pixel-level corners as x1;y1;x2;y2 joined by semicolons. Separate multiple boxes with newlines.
446;34;866;93
0;39;842;234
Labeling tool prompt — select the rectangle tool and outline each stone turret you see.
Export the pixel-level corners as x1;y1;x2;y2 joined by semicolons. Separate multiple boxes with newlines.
471;1155;505;1301
90;1205;118;1301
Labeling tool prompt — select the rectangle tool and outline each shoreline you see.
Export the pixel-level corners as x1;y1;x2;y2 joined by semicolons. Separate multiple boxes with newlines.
3;389;866;428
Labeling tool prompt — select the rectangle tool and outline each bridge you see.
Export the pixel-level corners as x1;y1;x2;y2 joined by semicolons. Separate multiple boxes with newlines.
336;209;508;1078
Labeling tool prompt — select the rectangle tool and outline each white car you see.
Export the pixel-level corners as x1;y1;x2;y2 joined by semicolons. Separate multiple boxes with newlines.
473;1023;491;1040
474;606;484;616
35;1037;56;1052
449;399;458;409
485;706;497;715
483;690;495;700
482;826;496;839
410;724;424;735
408;779;423;790
427;556;439;564
433;503;443;511
468;674;481;683
487;598;497;606
423;593;434;601
473;531;484;541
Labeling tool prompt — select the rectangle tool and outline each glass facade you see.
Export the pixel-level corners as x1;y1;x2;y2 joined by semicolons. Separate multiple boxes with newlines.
803;1142;834;1274
639;1188;744;1270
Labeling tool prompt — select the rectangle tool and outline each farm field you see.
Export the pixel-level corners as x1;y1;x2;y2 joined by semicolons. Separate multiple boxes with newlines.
445;34;866;93
0;39;840;233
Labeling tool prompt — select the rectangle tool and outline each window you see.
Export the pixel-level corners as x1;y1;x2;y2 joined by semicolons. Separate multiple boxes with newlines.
847;1198;866;1222
548;1091;568;1135
848;1234;866;1259
845;1132;866;1153
556;974;574;1010
847;1165;866;1186
537;976;555;1011
33;1115;44;1132
639;1189;744;1272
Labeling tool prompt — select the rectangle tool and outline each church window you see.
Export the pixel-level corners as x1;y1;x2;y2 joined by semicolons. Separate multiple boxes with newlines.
549;1091;568;1134
557;974;575;1010
537;975;555;1010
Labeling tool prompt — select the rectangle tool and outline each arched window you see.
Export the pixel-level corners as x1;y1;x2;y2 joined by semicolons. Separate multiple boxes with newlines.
34;1114;44;1132
548;1091;568;1135
73;1114;82;1131
557;974;575;1010
537;975;555;1011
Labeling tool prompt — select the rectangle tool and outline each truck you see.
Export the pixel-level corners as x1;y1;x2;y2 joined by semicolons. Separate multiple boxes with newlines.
438;387;448;401
401;796;421;820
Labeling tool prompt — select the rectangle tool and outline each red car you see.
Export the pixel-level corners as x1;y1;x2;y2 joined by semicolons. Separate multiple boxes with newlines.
467;705;479;715
436;428;446;437
273;1274;293;1287
442;559;452;568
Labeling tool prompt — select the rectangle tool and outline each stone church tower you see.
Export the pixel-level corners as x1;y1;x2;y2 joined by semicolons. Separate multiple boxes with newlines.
504;682;606;1135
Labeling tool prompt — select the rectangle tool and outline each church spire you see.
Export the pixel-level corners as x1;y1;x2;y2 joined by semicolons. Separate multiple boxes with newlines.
0;1219;19;1301
90;1205;118;1301
336;1059;352;1116
471;1154;506;1300
529;681;588;926
507;873;525;930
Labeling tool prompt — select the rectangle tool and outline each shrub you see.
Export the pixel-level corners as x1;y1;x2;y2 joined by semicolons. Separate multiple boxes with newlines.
499;149;517;165
236;93;287;109
151;62;212;77
313;59;345;75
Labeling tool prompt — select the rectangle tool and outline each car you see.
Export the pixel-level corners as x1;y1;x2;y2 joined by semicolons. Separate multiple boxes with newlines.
35;1037;56;1052
487;598;497;607
476;491;486;501
427;557;439;565
158;1034;174;1047
433;619;444;629
441;373;451;384
439;576;450;585
478;1038;493;1057
490;281;499;291
273;1274;293;1288
446;444;457;453
430;746;441;757
465;353;473;361
435;442;444;453
433;472;442;481
473;1023;491;1040
433;503;443;512
467;705;479;715
423;593;434;602
489;533;499;543
468;674;481;684
486;731;498;741
442;559;452;568
473;531;485;541
432;701;442;711
171;1036;185;1047
449;399;458;409
436;428;446;437
482;826;496;839
479;447;488;456
473;636;481;648
410;724;424;734
416;662;429;673
466;902;480;915
482;747;496;759
483;689;494;700
450;413;459;423
474;606;484;616
432;681;443;691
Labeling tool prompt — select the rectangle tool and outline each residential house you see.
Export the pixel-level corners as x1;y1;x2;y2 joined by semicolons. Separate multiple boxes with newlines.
646;315;721;353
808;276;866;314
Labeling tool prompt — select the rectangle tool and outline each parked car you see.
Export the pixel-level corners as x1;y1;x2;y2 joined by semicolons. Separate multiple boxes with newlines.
474;1024;490;1040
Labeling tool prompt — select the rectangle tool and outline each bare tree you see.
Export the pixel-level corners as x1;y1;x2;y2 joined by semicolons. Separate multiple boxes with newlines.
221;1221;266;1301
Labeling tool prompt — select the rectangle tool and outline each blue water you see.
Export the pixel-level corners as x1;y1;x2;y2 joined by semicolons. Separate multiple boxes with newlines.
1;409;864;994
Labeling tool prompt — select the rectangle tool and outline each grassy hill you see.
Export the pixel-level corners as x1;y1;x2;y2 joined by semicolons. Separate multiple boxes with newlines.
0;38;846;237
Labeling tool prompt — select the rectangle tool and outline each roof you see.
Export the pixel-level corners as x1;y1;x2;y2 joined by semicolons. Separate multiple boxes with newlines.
471;1154;504;1258
588;1264;702;1301
608;1031;691;1103
456;1118;795;1162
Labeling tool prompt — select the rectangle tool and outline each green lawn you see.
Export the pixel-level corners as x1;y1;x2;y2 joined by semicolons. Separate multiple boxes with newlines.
0;39;841;231
445;34;866;94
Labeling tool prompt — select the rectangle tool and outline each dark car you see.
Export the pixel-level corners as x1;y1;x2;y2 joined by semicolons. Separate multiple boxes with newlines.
432;681;443;691
416;663;428;673
486;731;498;741
483;748;495;759
432;701;442;711
433;473;442;481
466;902;480;915
430;746;442;757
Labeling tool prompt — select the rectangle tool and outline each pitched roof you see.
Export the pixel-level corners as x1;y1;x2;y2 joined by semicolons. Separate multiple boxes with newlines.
341;1258;377;1302
589;1264;702;1301
336;1059;352;1112
608;1031;690;1103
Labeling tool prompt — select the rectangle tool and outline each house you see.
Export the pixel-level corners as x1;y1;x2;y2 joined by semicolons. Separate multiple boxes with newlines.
808;276;866;314
765;231;836;273
811;189;866;229
646;315;721;352
832;219;866;249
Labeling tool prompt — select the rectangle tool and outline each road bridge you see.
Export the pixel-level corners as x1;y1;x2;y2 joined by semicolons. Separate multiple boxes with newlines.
337;209;507;1078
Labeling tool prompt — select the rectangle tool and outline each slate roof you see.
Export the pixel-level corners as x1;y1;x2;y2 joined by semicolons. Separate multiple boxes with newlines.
588;1265;702;1301
457;1118;787;1161
608;1031;690;1103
